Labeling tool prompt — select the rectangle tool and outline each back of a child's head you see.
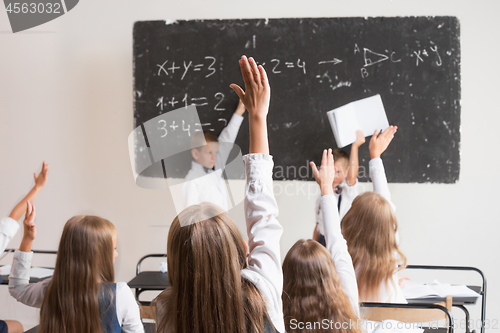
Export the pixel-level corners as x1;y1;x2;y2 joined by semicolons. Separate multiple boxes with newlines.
39;215;116;333
154;203;268;333
341;192;406;301
282;239;360;333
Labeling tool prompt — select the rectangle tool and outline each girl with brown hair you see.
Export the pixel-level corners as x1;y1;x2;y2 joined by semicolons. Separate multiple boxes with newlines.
341;126;407;303
153;55;285;333
9;202;143;333
282;149;361;333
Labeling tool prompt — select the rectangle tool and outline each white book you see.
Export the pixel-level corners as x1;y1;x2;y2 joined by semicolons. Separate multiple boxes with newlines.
0;265;54;279
402;282;480;299
327;94;390;148
29;267;54;279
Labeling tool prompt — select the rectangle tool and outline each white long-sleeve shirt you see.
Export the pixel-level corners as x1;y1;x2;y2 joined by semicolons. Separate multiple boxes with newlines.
240;153;285;333
0;217;19;253
181;113;244;211
8;250;144;332
321;194;360;316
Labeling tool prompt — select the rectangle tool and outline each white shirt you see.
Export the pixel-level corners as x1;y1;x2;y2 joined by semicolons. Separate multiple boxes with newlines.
181;113;244;211
8;250;144;332
240;154;285;333
315;178;359;235
0;217;20;253
321;194;360;315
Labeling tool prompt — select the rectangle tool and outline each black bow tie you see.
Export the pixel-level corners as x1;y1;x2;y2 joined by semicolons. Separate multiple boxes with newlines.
203;166;214;173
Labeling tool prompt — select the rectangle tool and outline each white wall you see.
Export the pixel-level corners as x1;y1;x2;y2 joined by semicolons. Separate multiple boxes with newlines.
1;0;499;330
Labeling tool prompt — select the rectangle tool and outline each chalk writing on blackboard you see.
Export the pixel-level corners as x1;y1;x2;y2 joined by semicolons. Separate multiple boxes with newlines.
134;17;461;183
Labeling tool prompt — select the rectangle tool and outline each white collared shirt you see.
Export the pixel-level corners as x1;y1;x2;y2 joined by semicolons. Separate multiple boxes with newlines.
181;113;244;211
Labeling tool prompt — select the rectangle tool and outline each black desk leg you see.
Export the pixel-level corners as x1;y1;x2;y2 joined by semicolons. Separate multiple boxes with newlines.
455;305;470;333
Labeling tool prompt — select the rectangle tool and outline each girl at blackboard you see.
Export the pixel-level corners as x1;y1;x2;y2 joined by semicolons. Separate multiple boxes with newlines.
282;149;361;333
153;55;285;333
9;204;144;333
341;126;407;303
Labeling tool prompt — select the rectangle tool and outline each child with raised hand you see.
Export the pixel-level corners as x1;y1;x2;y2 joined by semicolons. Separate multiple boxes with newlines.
9;203;144;333
313;132;365;246
0;162;48;333
182;100;246;211
153;55;284;333
341;125;407;303
282;149;361;333
0;161;48;254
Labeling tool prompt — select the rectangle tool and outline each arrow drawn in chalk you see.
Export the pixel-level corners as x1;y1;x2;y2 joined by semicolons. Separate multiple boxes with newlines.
318;58;343;65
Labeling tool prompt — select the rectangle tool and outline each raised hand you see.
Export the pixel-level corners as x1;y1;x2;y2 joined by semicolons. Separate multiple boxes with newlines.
369;126;398;159
310;148;335;196
19;201;36;252
230;55;270;120
353;130;366;147
230;56;271;154
234;99;246;116
34;161;49;190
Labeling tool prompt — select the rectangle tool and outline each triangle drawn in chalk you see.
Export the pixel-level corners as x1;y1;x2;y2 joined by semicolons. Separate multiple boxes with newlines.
363;48;389;67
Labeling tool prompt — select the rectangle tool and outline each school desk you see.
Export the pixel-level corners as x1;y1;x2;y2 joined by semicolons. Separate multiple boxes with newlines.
403;265;486;333
127;253;168;305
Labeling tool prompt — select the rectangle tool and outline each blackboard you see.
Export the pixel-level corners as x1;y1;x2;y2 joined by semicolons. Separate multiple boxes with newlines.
133;17;460;183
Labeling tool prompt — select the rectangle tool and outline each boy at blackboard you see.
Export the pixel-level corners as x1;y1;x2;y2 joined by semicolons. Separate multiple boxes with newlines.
181;101;246;211
313;132;364;246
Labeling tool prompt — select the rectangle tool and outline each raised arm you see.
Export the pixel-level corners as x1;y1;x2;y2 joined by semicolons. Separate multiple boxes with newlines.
231;56;284;333
216;100;246;171
1;162;48;253
346;130;365;186
217;99;246;143
9;162;48;221
9;201;50;308
230;55;270;155
311;149;359;314
369;126;397;210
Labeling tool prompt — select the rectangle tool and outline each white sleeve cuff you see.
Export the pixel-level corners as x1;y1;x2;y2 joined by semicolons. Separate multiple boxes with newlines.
0;217;20;239
369;157;385;178
14;249;33;262
243;154;274;180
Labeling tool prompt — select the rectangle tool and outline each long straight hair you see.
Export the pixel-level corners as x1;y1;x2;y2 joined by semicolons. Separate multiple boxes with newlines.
282;239;361;333
153;203;270;333
39;215;116;333
341;192;406;302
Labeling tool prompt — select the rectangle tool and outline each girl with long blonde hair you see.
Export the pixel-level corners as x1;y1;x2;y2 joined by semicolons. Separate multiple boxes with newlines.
9;203;143;333
283;149;361;333
341;126;407;303
153;55;285;333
